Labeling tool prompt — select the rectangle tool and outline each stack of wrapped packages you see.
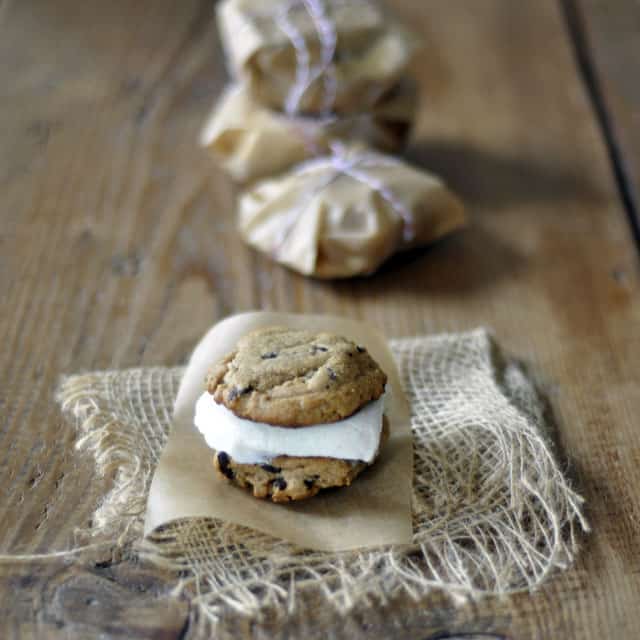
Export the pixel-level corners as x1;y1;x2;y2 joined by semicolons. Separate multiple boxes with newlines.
201;0;465;278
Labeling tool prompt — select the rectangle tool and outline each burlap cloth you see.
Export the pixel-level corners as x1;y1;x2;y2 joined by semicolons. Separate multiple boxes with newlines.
57;329;587;625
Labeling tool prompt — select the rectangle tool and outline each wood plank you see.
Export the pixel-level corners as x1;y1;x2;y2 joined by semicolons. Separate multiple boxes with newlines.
1;0;639;638
0;558;188;640
566;0;640;242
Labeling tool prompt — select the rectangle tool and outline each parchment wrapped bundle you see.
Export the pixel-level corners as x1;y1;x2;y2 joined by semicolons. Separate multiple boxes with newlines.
238;144;465;278
200;82;417;182
217;0;417;115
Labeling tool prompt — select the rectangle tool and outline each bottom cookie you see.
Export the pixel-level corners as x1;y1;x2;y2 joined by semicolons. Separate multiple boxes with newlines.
213;418;389;502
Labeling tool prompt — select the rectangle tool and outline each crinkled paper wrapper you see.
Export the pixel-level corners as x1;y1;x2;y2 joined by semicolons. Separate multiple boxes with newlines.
217;0;418;114
200;81;416;182
57;319;588;627
238;145;466;278
145;312;413;551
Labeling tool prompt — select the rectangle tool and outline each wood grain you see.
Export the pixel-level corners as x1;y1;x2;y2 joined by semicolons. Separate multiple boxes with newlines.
568;0;640;240
1;0;639;637
0;557;188;639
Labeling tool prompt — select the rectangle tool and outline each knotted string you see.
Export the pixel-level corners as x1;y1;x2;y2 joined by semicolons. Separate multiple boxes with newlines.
245;0;395;157
273;142;416;259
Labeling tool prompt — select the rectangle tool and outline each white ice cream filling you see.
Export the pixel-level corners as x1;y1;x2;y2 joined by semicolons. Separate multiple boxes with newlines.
194;391;386;464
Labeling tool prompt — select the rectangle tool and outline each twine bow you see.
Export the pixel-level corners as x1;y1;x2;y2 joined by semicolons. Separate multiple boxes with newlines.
273;142;416;259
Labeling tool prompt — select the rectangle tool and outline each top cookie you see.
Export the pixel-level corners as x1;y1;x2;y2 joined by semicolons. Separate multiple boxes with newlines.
206;326;387;427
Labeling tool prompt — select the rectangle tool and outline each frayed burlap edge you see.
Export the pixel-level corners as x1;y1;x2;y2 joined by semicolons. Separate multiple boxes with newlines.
56;367;182;548
55;330;588;628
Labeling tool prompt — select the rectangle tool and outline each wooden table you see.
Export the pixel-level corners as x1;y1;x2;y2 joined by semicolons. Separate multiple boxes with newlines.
2;1;639;637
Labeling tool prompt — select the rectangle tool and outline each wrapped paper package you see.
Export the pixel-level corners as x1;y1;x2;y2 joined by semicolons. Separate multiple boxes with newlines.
217;0;417;115
238;144;466;278
200;81;417;182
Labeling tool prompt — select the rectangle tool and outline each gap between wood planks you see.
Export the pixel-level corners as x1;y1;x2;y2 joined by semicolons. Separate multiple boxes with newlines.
560;0;640;254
